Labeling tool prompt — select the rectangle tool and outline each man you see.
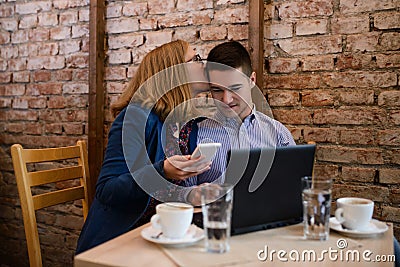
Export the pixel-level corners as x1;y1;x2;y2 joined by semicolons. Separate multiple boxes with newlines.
184;41;295;203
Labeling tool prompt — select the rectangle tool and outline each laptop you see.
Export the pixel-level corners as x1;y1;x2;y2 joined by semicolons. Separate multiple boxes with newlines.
193;144;316;235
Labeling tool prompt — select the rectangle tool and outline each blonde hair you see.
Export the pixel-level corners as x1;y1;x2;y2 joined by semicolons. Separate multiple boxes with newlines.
111;40;192;121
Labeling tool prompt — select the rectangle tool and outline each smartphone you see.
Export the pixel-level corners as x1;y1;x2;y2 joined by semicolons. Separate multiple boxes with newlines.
184;143;222;171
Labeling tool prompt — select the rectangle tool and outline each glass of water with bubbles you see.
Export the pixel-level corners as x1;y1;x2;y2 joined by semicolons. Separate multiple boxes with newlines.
201;183;233;253
302;176;333;241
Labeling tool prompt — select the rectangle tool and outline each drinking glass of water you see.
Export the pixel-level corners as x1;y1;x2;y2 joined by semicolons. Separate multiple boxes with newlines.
201;183;233;253
302;176;332;241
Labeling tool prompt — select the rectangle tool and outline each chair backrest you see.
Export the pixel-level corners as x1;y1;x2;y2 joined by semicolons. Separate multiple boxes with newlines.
11;140;90;267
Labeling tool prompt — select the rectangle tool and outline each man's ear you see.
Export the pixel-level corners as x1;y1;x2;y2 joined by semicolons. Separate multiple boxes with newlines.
250;71;256;85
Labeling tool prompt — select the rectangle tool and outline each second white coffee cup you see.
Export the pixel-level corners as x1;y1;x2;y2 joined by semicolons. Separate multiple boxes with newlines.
335;197;374;230
150;202;193;239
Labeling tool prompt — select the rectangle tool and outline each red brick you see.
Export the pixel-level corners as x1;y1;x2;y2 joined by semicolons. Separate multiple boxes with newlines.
265;73;322;89
72;25;89;38
66;54;88;68
158;13;193;29
296;19;327;36
0;31;10;45
12;98;28;109
29;28;49;42
374;11;400;30
266;22;292;39
0;98;12;108
322;71;396;88
1;46;18;59
333;184;389;203
346;32;380;52
7;110;38;121
0;72;11;83
37;42;58;56
200;26;227;41
11;30;29;44
139;18;157;31
378;91;400;107
301;90;335;107
317;146;383;165
106;82;126;94
105;67;126;81
377;130;400;146
313;107;386;125
148;0;174;15
145;31;173;47
278;36;342;56
227;24;248;41
382;206;400;223
33;70;51;82
331;16;369;34
390;110;400;125
214;7;248;24
287;126;302;141
277;0;333;18
192;10;212;25
39;109;87;122
19;14;38;29
301;55;334;71
105;3;121;18
272;109;313;124
267;58;298;73
177;0;212;11
59;40;80;55
73;69;89;81
123;2;148;16
50;26;71;40
380;32;400;51
335;54;373;70
340;0;396;14
267;90;299;107
314;164;339;180
28;97;47;109
340;129;375;145
303;127;339;143
376;53;400;68
53;69;73;81
341;167;376;183
45;123;63;134
9;59;27;71
62;83;88;94
27;83;62;95
174;28;198;43
379;169;400;184
108;34;144;50
38;12;58;26
0;5;14;17
338;90;374;105
63;123;84;135
16;1;52;14
47;96;65;109
0;84;25;96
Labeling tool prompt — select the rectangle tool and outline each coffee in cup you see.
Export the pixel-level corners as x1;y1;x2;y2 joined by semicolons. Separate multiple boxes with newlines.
150;202;194;239
335;197;374;230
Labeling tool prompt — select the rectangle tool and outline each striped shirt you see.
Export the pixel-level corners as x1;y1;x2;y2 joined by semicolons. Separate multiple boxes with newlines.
183;108;296;187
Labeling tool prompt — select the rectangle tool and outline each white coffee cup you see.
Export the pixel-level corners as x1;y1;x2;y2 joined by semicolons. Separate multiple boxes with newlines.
335;197;374;230
150;202;193;239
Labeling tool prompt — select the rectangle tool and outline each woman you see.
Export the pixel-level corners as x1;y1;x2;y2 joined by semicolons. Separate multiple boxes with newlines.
76;40;210;253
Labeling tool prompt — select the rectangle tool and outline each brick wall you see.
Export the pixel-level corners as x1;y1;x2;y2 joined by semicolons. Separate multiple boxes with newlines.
0;0;90;266
0;0;399;266
265;0;400;238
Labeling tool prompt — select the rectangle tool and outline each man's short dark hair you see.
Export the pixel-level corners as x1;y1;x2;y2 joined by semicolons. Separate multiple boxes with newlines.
206;41;253;77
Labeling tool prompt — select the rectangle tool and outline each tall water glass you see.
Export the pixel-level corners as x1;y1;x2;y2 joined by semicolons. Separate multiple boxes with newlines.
201;184;233;253
302;176;332;241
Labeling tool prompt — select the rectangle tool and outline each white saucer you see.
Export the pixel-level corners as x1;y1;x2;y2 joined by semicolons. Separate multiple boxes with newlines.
141;224;204;246
329;218;389;238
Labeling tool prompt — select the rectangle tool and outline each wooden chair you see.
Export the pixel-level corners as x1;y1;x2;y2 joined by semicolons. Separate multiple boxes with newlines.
11;140;90;267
